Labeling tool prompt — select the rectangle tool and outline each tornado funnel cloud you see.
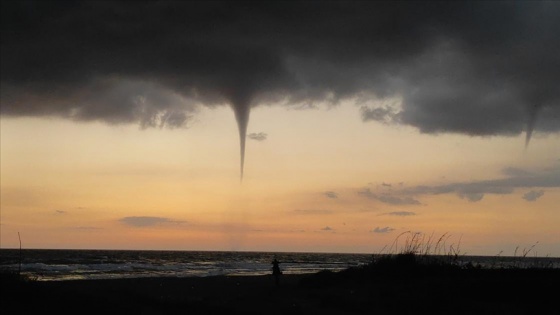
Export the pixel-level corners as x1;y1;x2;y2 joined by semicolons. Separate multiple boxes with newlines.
232;104;250;181
525;104;540;149
525;122;534;149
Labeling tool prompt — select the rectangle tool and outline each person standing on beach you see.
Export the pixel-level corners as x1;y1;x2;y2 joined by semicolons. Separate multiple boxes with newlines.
272;258;282;286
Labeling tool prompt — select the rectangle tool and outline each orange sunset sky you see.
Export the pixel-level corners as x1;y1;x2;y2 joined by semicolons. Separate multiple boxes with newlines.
1;1;559;256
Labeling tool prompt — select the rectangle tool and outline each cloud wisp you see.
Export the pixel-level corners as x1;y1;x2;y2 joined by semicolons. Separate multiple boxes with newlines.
358;188;422;206
324;191;338;199
119;216;186;228
2;2;560;179
523;190;545;202
293;209;333;215
380;211;417;216
247;132;268;141
371;227;395;233
74;226;102;231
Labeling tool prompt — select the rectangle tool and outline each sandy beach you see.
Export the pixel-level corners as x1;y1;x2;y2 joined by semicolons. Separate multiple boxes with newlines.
3;268;558;315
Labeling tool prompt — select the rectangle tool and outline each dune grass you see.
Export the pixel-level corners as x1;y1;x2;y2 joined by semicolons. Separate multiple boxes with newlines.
374;231;464;267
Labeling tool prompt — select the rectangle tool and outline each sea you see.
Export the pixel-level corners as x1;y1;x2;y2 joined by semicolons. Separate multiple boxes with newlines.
1;249;558;281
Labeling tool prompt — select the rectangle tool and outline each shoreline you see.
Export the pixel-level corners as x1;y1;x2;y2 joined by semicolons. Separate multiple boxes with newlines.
3;268;559;314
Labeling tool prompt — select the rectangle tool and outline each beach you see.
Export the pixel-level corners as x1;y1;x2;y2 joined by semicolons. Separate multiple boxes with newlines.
3;268;558;315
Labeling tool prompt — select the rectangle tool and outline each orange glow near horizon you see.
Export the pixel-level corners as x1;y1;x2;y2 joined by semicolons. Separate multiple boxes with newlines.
1;104;559;256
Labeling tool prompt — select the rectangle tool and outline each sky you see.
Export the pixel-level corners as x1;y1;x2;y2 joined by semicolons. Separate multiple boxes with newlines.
1;1;559;256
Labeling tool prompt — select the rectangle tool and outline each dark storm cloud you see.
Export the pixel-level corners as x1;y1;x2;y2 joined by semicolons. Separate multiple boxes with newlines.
2;1;559;142
404;166;559;202
119;216;185;227
247;132;267;141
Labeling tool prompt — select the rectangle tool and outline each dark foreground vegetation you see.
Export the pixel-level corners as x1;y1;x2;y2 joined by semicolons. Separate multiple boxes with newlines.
2;252;558;315
299;253;559;314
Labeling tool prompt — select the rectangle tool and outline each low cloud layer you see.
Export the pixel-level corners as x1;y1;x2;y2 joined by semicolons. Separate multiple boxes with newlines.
404;166;559;203
2;1;559;142
357;166;559;204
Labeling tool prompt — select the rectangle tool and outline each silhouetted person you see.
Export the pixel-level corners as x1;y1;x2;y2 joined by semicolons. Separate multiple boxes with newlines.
272;258;282;286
